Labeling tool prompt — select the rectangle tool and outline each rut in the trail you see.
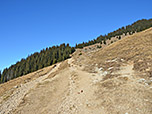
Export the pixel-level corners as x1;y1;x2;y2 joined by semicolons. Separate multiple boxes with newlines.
57;59;104;114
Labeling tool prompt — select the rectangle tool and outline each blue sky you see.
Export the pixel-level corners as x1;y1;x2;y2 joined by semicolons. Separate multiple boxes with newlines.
0;0;152;71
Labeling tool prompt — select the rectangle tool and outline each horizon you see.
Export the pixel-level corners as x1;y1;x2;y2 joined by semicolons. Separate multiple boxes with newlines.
0;0;152;71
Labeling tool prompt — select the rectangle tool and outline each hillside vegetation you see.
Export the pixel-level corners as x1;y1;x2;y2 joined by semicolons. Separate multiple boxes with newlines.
91;27;152;78
1;18;152;84
76;19;152;48
1;28;152;114
0;44;75;83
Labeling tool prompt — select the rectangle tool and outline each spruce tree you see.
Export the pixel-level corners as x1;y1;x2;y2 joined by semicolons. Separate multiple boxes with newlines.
104;40;106;45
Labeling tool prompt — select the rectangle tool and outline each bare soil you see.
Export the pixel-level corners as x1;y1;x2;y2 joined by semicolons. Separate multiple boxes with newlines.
0;28;152;114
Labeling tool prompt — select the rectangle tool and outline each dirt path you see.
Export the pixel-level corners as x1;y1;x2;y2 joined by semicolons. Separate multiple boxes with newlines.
9;58;104;114
57;58;104;114
1;57;152;114
1;28;152;114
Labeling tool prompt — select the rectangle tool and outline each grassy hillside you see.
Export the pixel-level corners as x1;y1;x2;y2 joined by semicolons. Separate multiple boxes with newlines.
93;28;152;78
1;18;152;84
0;44;75;83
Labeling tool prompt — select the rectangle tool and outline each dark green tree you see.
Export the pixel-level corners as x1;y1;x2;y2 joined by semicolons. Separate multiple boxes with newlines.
1;18;152;84
0;43;75;84
76;18;152;49
103;40;106;45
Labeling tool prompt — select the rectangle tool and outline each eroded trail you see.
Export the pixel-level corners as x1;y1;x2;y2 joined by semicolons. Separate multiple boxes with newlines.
1;57;152;114
11;58;104;114
57;59;103;114
1;28;152;114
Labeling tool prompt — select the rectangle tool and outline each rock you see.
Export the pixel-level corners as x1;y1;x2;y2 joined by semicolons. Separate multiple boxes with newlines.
108;67;113;70
120;58;123;61
102;71;108;76
14;85;18;89
99;67;103;71
138;78;146;83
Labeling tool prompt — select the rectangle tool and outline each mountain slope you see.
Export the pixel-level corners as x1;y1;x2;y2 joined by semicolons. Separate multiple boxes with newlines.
93;27;152;77
0;44;75;83
0;28;152;114
76;18;152;48
1;18;152;85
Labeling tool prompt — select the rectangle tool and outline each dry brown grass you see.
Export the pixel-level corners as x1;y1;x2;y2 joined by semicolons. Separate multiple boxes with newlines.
1;27;152;114
95;78;152;114
97;28;152;60
87;28;152;77
0;65;54;96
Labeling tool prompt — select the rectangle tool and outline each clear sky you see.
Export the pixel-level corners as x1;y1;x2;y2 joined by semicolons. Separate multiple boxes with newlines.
0;0;152;71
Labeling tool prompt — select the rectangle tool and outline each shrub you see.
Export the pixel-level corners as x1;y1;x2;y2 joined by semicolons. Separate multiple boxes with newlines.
79;53;82;55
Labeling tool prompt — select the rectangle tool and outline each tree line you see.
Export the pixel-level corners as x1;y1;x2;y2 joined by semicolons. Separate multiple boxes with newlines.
75;19;152;48
0;44;75;83
1;18;152;84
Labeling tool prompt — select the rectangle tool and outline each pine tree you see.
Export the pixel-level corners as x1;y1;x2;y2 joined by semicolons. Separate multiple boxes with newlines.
2;18;152;84
118;36;121;40
103;40;106;45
